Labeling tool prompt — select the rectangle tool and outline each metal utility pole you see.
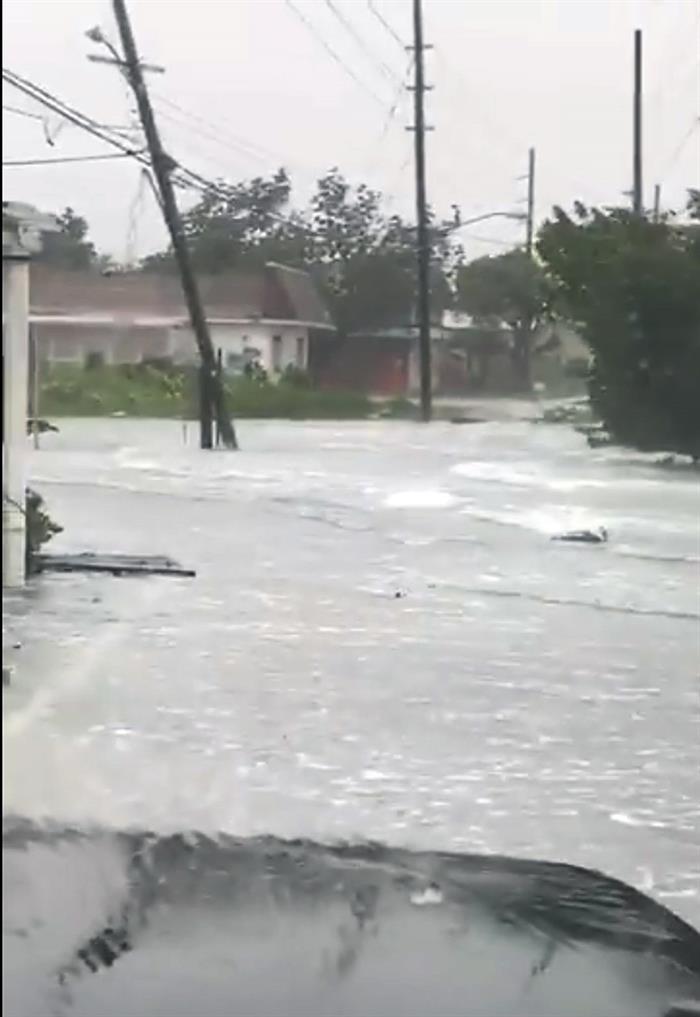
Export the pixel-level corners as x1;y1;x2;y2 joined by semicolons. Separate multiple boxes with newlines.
410;0;432;423
653;183;661;222
633;28;643;216
111;0;237;449
525;147;536;257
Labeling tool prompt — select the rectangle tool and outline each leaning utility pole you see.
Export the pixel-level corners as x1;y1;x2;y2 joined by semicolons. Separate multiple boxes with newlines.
525;147;536;258
111;0;237;449
409;0;433;423
633;28;643;216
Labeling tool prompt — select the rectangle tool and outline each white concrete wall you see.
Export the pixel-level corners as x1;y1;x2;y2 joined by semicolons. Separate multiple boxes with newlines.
171;323;308;377
3;260;30;587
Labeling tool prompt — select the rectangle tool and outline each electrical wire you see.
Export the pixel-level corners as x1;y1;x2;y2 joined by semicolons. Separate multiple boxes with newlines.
124;168;150;265
2;68;152;168
367;0;405;51
3;67;194;193
3;104;44;120
660;116;700;182
3;152;137;166
377;56;414;143
323;0;400;84
284;0;386;106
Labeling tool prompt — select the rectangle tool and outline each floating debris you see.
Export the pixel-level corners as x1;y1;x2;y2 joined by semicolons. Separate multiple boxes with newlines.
33;553;196;578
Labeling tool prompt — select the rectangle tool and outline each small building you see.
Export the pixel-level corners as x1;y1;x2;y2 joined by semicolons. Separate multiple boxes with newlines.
438;314;590;395
311;325;451;398
26;262;334;376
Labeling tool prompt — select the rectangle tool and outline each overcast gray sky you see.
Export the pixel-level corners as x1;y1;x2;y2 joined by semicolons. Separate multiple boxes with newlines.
3;0;699;262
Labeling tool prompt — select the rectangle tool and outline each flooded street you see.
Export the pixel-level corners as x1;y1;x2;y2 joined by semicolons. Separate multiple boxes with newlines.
3;414;699;924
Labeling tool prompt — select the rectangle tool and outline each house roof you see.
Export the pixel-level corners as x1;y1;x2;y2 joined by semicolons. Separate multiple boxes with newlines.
28;263;334;328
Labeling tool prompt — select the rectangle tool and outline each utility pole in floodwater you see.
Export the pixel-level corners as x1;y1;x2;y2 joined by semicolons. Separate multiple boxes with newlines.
408;0;433;423
109;0;238;450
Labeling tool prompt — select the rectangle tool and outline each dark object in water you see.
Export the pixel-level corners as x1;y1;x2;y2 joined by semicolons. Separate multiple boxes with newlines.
552;527;608;545
26;418;59;435
32;552;195;578
3;817;699;1017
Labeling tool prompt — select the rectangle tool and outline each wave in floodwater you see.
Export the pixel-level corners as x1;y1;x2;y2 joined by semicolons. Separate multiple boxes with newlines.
450;460;610;493
383;490;459;510
431;581;700;622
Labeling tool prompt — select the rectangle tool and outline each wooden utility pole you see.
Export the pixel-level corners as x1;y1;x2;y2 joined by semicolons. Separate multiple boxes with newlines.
633;28;643;216
111;0;237;449
410;0;432;423
525;147;536;258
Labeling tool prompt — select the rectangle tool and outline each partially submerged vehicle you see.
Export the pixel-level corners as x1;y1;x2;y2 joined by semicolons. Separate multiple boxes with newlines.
4;817;699;1017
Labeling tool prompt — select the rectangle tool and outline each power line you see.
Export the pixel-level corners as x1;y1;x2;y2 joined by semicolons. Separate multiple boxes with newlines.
324;0;400;84
152;93;287;166
2;67;208;195
464;233;515;247
660;116;700;181
284;0;385;106
367;0;405;50
377;56;414;142
3;104;43;120
2;66;281;216
3;151;136;166
2;67;153;169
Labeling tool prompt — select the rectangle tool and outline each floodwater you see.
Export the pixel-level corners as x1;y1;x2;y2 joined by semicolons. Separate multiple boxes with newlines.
3;412;700;924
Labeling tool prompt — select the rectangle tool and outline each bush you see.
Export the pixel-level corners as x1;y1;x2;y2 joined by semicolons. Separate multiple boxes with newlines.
227;377;371;419
84;351;105;370
539;201;700;458
564;357;590;379
39;364;372;420
280;365;312;389
25;488;62;575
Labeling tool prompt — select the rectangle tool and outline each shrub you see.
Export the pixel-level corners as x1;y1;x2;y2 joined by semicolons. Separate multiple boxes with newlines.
25;488;62;575
84;351;105;370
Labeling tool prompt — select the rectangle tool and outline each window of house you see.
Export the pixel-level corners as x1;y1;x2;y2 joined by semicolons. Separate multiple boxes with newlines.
296;336;305;369
272;335;283;373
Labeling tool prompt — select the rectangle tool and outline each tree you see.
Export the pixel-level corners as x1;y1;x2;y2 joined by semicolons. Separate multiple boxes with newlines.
538;196;700;459
37;207;96;269
141;167;461;336
142;168;297;273
454;249;553;387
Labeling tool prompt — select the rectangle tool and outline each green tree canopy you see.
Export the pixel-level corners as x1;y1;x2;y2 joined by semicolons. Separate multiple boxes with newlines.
538;196;700;458
37;207;96;269
141;167;461;335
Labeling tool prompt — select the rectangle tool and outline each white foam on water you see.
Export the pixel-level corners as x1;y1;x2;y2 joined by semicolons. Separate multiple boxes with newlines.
383;490;458;509
450;460;608;493
461;503;598;537
609;811;669;829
